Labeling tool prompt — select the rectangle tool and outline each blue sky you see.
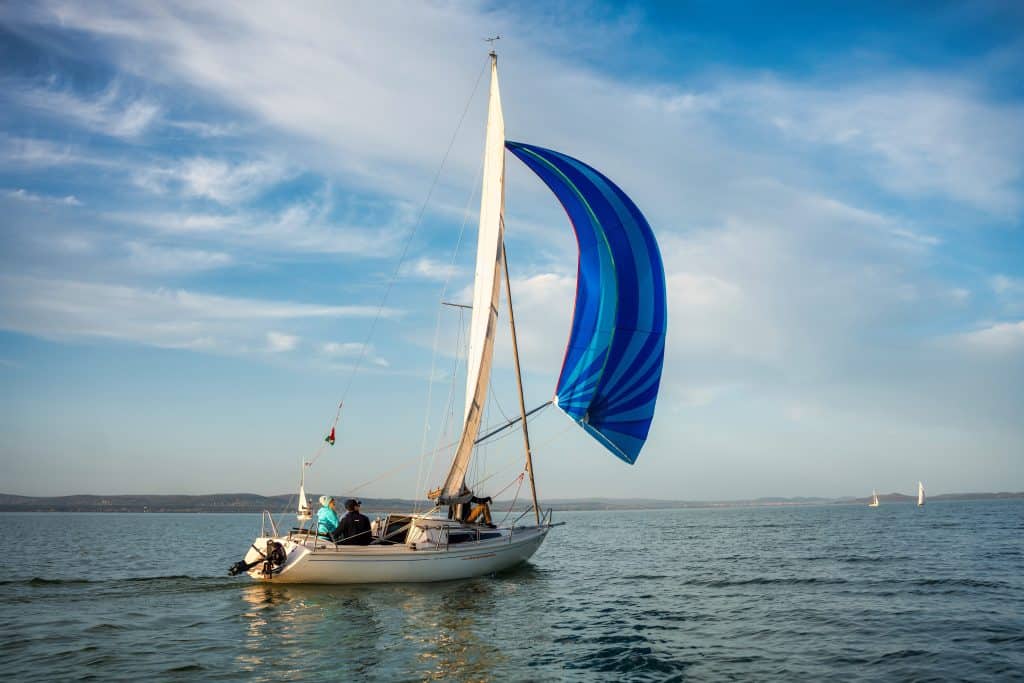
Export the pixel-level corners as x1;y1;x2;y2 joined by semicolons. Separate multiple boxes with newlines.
1;1;1021;500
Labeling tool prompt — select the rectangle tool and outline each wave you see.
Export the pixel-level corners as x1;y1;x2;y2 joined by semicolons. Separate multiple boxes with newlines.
0;575;226;587
909;577;1008;589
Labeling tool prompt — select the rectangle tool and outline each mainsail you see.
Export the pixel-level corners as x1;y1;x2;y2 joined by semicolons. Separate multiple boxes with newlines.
438;54;506;501
506;142;667;464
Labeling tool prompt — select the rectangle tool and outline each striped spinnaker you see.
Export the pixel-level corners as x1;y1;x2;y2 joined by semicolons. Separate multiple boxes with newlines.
506;141;667;464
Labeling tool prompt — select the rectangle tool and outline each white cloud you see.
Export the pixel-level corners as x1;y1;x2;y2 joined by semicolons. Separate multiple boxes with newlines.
110;193;401;256
266;331;299;352
947;287;971;304
401;257;463;281
991;274;1024;295
124;241;232;273
14;80;160;139
957;321;1024;352
134;157;290;204
0;275;399;351
322;341;363;356
167;119;241;137
742;77;1024;213
675;383;735;408
322;341;388;367
5;188;82;205
0;135;84;167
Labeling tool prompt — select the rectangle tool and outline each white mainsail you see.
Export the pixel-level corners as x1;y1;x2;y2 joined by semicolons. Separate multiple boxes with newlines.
869;489;879;507
917;481;925;506
438;54;506;501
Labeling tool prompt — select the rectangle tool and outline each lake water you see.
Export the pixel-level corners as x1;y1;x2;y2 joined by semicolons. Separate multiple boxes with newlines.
1;501;1022;681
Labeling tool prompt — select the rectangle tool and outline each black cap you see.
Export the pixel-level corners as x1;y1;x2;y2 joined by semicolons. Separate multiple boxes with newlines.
345;498;361;510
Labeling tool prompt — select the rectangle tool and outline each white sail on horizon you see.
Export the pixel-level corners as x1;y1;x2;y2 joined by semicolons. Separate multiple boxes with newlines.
918;481;925;506
298;482;311;519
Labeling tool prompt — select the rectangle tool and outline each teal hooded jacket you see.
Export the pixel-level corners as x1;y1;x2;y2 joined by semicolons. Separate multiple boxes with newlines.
317;506;339;535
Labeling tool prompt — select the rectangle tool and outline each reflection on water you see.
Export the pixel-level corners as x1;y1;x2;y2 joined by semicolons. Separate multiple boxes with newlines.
235;565;542;681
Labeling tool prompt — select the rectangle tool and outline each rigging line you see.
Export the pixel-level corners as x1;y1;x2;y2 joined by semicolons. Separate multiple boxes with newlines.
306;401;344;469
474;412;574;492
491;471;525;500
335;57;489;411
488;375;512;424
433;313;465;471
351;402;547;496
497;474;526;526
347;455;422;495
415;145;485;508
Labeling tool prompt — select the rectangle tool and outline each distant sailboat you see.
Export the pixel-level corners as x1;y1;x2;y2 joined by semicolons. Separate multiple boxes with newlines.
917;481;925;507
868;490;880;507
296;462;312;522
296;485;311;521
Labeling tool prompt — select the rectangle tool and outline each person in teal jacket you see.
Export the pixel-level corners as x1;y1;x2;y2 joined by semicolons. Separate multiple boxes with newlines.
316;496;339;536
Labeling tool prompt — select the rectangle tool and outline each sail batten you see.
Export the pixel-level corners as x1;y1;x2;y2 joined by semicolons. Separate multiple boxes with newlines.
506;142;667;464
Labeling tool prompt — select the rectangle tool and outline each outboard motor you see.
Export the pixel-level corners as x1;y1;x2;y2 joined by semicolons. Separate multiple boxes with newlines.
227;558;251;576
227;540;287;577
262;540;288;576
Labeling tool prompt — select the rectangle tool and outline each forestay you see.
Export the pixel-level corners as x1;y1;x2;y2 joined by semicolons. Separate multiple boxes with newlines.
506;142;667;464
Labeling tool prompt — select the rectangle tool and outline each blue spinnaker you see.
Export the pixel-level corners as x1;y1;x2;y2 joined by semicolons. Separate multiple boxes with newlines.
506;141;667;464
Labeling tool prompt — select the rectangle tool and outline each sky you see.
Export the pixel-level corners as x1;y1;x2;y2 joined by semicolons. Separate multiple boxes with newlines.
1;1;1022;501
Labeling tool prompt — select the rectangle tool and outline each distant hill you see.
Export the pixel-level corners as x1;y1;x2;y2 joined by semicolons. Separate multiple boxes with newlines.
0;491;1021;513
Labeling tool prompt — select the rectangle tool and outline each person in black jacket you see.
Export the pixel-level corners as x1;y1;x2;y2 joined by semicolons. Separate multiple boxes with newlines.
333;499;372;545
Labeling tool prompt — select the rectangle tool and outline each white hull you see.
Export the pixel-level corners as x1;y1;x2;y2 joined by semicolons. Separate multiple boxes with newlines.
243;521;550;584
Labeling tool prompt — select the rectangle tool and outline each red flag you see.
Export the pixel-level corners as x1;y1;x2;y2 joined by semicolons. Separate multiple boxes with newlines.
325;427;335;446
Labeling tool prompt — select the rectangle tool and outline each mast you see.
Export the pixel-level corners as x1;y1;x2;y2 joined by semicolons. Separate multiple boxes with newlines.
436;50;506;502
502;241;541;525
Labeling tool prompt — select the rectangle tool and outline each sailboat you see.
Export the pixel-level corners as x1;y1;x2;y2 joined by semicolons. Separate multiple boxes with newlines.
295;465;312;522
868;490;880;507
228;49;667;584
917;481;925;507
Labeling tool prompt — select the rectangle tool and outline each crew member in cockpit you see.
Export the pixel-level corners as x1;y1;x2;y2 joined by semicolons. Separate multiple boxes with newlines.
316;496;339;538
463;493;494;527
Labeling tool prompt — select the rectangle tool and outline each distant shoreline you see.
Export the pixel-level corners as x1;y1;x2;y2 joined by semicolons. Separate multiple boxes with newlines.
1;491;1021;514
